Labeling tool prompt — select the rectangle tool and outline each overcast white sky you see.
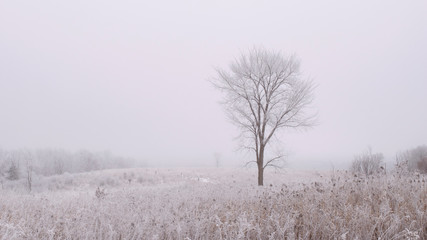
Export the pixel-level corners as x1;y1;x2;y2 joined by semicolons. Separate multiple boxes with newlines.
1;0;426;169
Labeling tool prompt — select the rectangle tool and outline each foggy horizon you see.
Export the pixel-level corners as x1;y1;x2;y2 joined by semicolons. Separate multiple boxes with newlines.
1;0;426;170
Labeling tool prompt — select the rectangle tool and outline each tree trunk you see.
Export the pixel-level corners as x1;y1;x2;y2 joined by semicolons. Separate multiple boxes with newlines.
258;165;264;186
257;146;265;186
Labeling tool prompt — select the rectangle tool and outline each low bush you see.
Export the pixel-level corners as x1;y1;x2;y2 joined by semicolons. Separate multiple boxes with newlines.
350;148;384;176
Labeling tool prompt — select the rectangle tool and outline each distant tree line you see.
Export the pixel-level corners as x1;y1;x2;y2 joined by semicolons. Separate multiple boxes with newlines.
0;148;140;181
350;145;427;176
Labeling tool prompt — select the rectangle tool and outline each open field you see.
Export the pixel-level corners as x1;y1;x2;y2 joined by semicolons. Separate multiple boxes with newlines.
1;168;426;239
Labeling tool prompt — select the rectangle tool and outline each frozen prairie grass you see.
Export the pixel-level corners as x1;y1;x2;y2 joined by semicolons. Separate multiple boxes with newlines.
0;168;425;239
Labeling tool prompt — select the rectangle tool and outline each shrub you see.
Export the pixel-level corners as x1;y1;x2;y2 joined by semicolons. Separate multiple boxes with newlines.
396;145;427;173
416;157;427;173
95;186;107;199
350;148;384;176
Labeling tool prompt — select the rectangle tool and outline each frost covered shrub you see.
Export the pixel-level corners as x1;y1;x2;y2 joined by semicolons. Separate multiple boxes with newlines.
95;186;107;199
350;148;384;176
62;172;74;186
417;157;427;173
397;145;427;174
99;176;117;187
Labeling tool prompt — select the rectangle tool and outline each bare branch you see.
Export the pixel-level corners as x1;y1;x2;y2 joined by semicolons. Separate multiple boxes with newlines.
263;155;285;169
244;160;257;168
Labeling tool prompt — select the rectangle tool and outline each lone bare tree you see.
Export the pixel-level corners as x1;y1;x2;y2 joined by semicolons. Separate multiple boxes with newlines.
25;151;33;192
213;47;316;186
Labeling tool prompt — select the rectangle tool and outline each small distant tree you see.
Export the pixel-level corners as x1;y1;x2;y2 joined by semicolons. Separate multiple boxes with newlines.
25;151;34;192
7;161;19;180
214;152;221;168
213;47;316;186
350;147;384;176
0;149;5;177
77;150;99;172
53;158;65;175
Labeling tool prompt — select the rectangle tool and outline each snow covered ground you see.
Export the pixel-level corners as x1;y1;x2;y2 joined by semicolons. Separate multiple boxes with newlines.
0;168;425;239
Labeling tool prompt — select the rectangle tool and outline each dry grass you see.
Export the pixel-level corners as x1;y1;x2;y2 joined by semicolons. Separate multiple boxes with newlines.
0;168;426;239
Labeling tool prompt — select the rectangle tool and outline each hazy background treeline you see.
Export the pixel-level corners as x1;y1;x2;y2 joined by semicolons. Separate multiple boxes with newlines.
0;148;141;181
349;145;427;176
